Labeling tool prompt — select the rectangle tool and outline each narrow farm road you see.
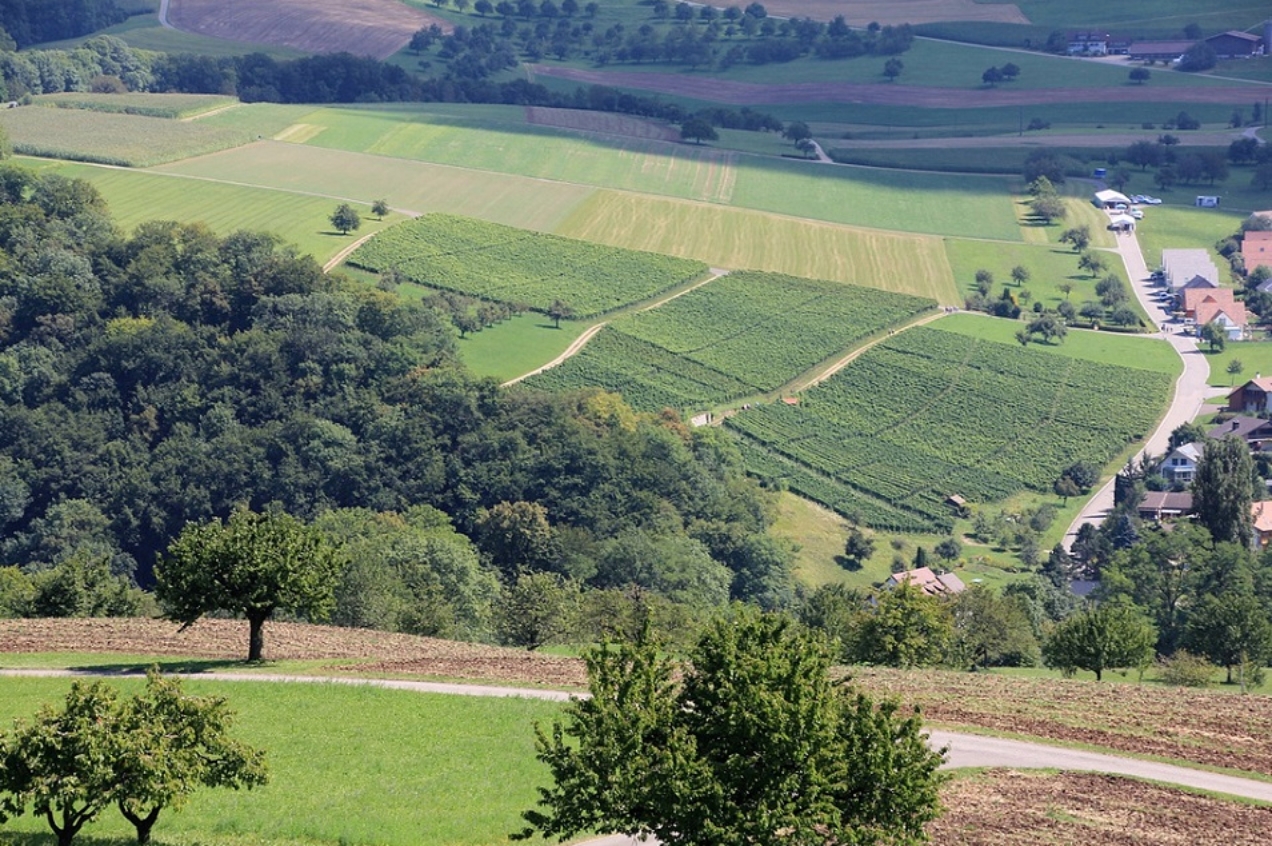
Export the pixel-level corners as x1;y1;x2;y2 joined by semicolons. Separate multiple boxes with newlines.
781;308;950;394
1062;226;1223;549
323;230;380;272
157;0;176;30
6;668;1272;803
501;269;729;387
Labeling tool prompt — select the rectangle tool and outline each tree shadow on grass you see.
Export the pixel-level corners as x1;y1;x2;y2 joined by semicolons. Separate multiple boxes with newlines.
0;834;136;846
66;658;259;676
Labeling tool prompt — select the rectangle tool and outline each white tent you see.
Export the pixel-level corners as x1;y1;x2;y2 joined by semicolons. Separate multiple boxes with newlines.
1108;213;1136;229
1094;189;1131;208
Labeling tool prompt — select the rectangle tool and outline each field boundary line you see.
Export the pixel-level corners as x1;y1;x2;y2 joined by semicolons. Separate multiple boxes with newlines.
781;308;948;395
501;269;729;387
324;230;382;272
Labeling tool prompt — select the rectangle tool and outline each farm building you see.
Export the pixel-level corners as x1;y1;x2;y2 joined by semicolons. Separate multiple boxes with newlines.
1092;189;1130;209
1161;248;1218;291
1242;230;1272;274
1066;32;1109;55
886;566;965;597
1127;40;1195;61
1228;377;1272;414
1204;30;1263;58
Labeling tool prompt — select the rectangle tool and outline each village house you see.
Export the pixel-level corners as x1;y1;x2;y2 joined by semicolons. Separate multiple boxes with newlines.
1181;287;1247;339
1137;491;1193;523
1067;31;1109;55
886;566;966;597
1208;416;1272;451
1161;442;1203;485
1242;230;1272;275
1228;377;1272;414
1254;501;1272;548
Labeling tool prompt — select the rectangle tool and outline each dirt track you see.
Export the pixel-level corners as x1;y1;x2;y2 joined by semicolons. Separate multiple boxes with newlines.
529;66;1268;108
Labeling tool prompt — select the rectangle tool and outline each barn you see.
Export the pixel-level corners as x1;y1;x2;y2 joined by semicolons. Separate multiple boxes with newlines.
1204;30;1263;58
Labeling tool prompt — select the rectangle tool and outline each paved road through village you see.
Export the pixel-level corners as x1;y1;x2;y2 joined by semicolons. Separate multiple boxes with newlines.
1062;223;1226;549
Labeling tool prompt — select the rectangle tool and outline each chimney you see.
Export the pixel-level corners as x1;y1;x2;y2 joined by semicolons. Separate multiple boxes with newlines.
1234;420;1241;431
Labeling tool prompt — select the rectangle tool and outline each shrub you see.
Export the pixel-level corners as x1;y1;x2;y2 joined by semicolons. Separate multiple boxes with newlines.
1157;650;1216;687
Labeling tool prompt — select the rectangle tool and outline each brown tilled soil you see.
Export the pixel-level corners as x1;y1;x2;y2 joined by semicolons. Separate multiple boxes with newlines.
930;770;1272;845
168;0;449;60
759;0;1029;26
528;66;1264;109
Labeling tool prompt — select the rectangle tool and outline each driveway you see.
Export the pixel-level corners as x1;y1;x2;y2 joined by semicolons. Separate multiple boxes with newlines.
1061;225;1225;549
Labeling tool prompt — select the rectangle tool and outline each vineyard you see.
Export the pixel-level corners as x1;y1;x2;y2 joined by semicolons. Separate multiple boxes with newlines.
521;272;934;410
347;214;707;318
728;326;1173;532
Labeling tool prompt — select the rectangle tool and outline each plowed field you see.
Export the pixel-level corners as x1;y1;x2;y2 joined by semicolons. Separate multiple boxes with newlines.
931;770;1272;845
168;0;447;59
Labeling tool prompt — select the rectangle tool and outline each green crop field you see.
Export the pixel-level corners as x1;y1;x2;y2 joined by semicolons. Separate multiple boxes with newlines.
33;92;237;118
0;106;252;167
557;191;958;302
0;676;560;846
33;161;402;265
523;271;934;409
155;142;596;233
349;214;707;318
727;324;1174;533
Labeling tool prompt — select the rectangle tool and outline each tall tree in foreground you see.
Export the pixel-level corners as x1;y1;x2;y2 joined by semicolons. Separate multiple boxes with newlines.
155;509;343;661
1192;436;1254;545
518;610;945;846
1042;603;1156;680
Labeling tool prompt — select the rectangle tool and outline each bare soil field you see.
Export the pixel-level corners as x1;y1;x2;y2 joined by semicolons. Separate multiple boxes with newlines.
758;0;1028;26
930;770;1272;845
168;0;447;59
525;106;680;142
5;619;1272;775
528;67;1263;108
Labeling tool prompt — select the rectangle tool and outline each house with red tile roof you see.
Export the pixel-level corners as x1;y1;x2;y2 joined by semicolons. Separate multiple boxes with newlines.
1243;230;1272;275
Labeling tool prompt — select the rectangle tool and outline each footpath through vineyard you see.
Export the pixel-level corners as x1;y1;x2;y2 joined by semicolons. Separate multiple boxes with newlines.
1061;224;1225;549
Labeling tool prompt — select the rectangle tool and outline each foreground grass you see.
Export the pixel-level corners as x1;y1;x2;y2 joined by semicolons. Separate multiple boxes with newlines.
0;677;560;846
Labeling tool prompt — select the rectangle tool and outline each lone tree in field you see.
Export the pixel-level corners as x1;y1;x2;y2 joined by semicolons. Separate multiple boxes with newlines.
679;117;717;145
547;298;574;328
518;610;946;846
1192;436;1254;545
883;57;903;81
0;682;121;846
115;669;268;845
1129;67;1151;85
1043;603;1156;680
1059;225;1090;252
371;198;390;219
329;203;362;235
155;509;343;662
782;120;811;146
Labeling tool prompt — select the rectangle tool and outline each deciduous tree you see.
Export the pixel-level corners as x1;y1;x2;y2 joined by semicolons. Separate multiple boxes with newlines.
1042;603;1156;680
1192;436;1254;545
329;203;361;235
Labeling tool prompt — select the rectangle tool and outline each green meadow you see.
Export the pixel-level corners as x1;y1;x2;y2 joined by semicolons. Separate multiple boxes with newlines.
0;677;561;846
463;313;589;382
35;161;403;265
1207;342;1272;388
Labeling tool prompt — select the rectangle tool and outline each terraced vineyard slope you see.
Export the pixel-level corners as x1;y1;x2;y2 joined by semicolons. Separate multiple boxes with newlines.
523;271;936;410
347;213;707;318
729;325;1173;532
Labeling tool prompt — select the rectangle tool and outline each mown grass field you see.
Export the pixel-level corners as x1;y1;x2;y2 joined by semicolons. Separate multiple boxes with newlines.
1206;342;1272;388
33;161;402;265
0;676;559;846
0;106;252;166
462;313;589;382
557;191;959;302
729;323;1174;533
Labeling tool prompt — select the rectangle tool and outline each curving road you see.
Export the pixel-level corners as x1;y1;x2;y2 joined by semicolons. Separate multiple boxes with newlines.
1062;223;1225;549
5;668;1272;803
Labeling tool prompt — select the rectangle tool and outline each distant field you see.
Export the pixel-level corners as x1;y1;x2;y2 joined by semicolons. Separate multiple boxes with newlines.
154;141;596;232
557;191;958;302
0;106;251;166
524;271;934;410
1009;0;1266;31
33;92;236;118
1135;204;1244;272
0;676;557;846
349;214;707;318
37;161;401;264
727;324;1173;532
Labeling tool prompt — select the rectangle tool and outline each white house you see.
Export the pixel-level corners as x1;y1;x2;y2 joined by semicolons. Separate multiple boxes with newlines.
1162;442;1203;484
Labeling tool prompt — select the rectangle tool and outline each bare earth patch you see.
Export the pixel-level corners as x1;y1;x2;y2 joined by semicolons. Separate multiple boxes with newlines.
168;0;449;59
528;67;1263;109
931;770;1272;845
758;0;1028;26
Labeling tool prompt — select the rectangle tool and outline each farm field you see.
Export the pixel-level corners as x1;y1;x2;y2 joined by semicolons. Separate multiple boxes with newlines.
33;92;237;118
522;271;935;410
457;312;590;382
727;324;1174;533
33;161;402;265
0;105;253;167
347;214;708;318
154;142;596;233
558;191;958;301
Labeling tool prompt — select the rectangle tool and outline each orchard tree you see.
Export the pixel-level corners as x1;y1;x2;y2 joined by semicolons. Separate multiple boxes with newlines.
1199;321;1226;352
329;203;361;235
841;526;875;570
494;572;581;651
1042;603;1156;680
1227;358;1244;385
1077;250;1106;278
155;509;343;662
0;682;121;846
1129;67;1151;85
883;57;903;81
517;610;946;846
1192;436;1254;545
1184;591;1272;687
782;120;811;145
679;117;717;145
1010;265;1030;287
547;298;574;328
371;198;389;219
114;670;267;845
1059;225;1090;252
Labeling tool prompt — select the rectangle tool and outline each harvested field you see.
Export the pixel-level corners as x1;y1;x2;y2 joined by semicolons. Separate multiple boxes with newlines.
855;667;1272;776
930;770;1272;845
525;106;679;142
759;0;1028;26
528;67;1262;107
167;0;447;59
0;618;587;688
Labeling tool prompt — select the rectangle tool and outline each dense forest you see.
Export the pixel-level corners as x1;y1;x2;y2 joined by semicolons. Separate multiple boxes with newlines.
0;0;127;49
0;165;793;638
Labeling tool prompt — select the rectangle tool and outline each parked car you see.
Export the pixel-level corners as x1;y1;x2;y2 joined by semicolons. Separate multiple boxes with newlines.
1130;195;1148;203
1141;196;1162;205
1130;208;1144;219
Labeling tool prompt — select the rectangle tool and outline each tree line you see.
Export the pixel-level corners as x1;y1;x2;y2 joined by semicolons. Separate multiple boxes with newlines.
0;0;127;50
